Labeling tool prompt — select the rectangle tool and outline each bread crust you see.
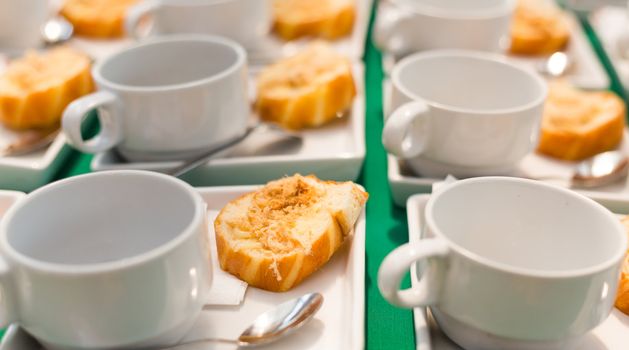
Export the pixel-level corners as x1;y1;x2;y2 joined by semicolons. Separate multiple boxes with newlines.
61;0;139;38
255;42;356;130
214;174;367;292
509;0;570;55
537;82;626;161
0;47;94;130
272;0;355;40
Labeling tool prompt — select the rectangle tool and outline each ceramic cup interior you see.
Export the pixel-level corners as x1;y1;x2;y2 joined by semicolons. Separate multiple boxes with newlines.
97;36;243;88
427;178;626;274
4;172;197;266
393;52;546;114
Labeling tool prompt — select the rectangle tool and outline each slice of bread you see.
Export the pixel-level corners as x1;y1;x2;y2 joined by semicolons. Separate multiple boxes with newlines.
214;174;368;292
537;81;625;161
255;42;356;130
272;0;355;40
0;47;94;130
61;0;139;38
509;0;570;55
615;216;629;315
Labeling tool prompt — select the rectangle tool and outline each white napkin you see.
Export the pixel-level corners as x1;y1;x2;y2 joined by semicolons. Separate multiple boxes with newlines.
204;210;248;306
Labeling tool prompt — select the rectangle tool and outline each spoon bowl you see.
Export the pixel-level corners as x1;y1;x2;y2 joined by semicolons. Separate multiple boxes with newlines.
537;51;572;78
0;127;60;157
41;17;73;46
164;292;324;348
239;292;324;346
572;150;629;188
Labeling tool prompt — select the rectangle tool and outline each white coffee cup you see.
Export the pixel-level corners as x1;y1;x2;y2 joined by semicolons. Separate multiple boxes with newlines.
62;35;249;162
0;0;48;51
0;170;212;350
125;0;270;49
374;0;516;56
382;50;547;178
379;177;627;350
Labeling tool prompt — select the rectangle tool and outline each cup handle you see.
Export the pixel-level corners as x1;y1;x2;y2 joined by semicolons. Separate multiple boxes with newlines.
382;100;431;158
378;238;449;309
62;91;123;154
373;2;414;56
125;0;160;39
0;256;17;327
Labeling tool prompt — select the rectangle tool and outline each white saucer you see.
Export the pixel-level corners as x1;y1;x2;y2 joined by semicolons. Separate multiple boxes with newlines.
0;186;366;350
402;155;517;179
430;308;584;350
379;0;609;90
382;77;629;212
90;63;366;185
55;0;373;65
407;195;629;350
0;127;71;192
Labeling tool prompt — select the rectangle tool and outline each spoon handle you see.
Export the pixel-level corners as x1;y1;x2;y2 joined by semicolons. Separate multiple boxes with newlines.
160;337;243;349
165;122;262;178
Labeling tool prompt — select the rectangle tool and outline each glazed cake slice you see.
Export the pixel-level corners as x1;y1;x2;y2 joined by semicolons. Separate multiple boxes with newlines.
214;174;368;292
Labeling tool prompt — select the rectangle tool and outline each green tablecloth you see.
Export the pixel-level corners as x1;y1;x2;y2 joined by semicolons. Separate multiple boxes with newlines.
6;5;627;350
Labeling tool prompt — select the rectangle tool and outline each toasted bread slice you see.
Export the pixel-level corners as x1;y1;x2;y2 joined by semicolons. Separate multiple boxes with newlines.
214;174;368;292
255;42;356;130
537;81;625;161
509;0;570;55
272;0;355;40
615;217;629;315
61;0;139;38
0;47;94;130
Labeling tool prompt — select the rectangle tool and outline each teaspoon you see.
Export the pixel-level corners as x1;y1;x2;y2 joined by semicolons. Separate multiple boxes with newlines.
536;51;572;78
533;150;629;188
0;127;60;157
571;150;629;188
163;293;324;348
41;17;74;46
165;122;301;178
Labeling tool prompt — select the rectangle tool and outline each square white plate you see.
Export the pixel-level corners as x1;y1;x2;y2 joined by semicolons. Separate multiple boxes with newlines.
378;1;609;90
406;194;629;350
388;148;629;215
54;0;373;64
90;64;366;185
383;79;629;213
0;185;366;350
0;128;71;192
590;6;629;91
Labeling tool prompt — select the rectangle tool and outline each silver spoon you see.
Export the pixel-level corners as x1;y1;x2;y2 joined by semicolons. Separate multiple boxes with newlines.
571;150;629;188
163;293;324;349
41;17;74;46
537;51;572;78
0;127;60;157
165;122;301;178
532;150;629;188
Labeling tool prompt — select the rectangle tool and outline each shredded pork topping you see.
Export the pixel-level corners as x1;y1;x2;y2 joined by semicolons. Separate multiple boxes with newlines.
237;175;323;255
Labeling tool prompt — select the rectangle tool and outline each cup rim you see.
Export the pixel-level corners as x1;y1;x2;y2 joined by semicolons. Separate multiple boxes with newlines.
0;170;206;275
93;34;246;93
424;176;628;278
389;0;516;20
391;49;548;116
